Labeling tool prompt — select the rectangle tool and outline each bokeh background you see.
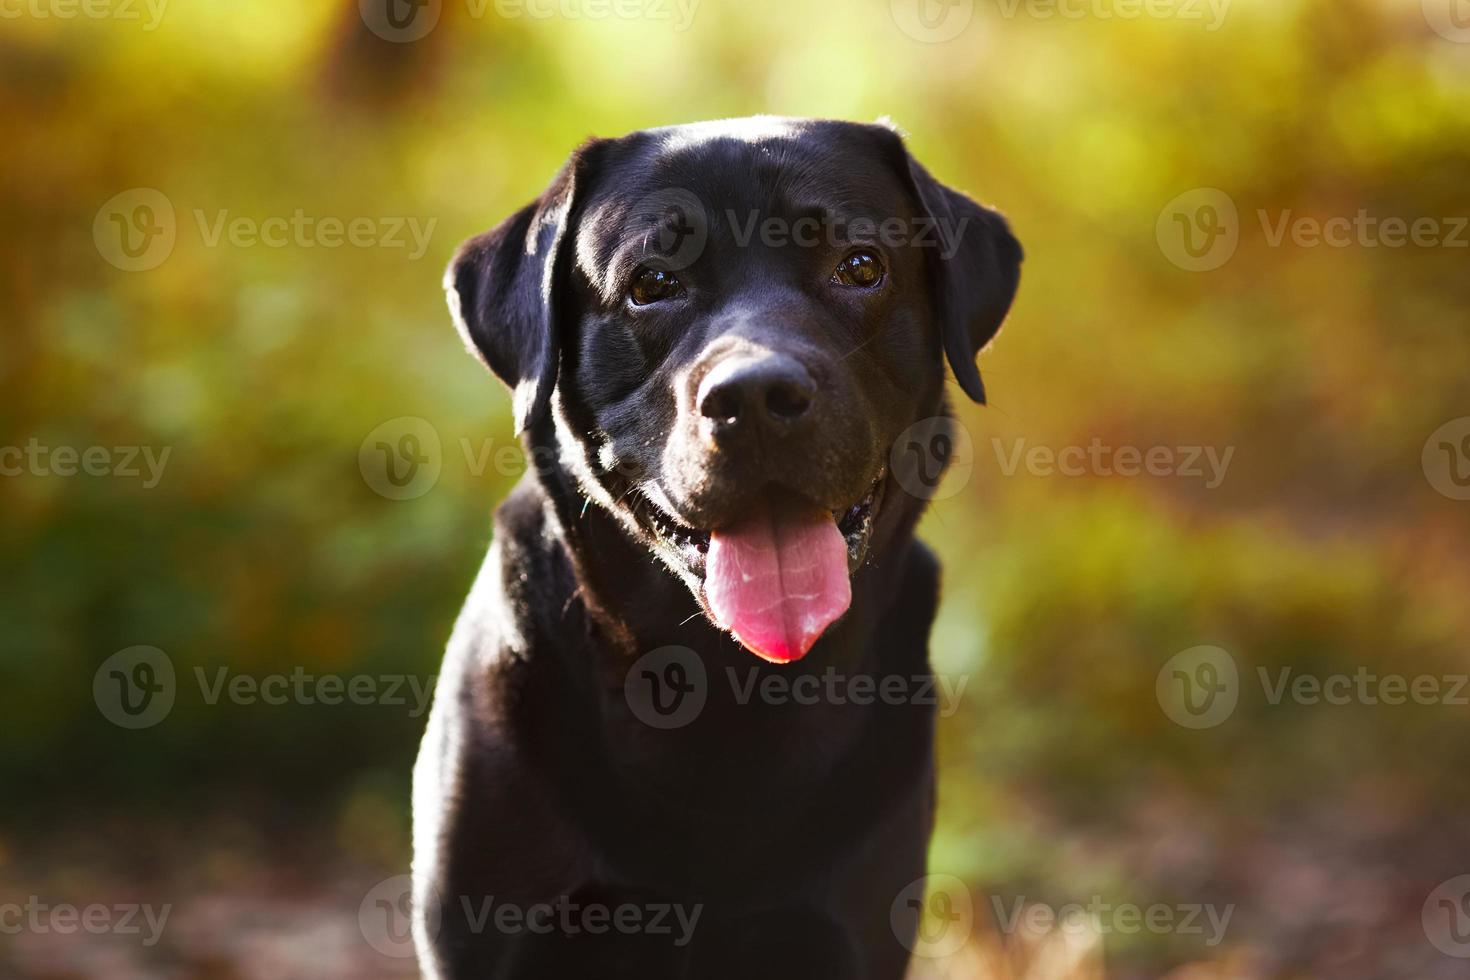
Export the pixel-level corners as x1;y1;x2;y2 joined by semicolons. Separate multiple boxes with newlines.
5;0;1470;976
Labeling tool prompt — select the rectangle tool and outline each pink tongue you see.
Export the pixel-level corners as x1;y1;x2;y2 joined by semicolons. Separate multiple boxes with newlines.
705;498;852;663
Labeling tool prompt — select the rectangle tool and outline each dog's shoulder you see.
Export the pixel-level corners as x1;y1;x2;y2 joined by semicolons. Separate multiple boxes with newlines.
892;536;942;624
903;536;941;594
451;475;576;662
491;473;558;572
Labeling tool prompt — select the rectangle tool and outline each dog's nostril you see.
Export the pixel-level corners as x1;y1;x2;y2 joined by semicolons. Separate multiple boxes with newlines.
700;386;742;426
765;379;812;421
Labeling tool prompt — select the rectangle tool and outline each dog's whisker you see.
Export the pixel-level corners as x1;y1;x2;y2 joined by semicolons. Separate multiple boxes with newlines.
837;332;881;362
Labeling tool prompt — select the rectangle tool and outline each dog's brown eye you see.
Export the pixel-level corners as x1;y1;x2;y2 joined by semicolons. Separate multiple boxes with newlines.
629;267;682;306
831;250;884;288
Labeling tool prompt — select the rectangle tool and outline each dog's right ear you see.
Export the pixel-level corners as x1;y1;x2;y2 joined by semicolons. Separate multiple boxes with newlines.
866;122;1022;406
445;144;597;434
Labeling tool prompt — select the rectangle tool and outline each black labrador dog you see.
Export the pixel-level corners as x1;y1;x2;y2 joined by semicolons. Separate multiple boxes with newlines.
412;116;1021;979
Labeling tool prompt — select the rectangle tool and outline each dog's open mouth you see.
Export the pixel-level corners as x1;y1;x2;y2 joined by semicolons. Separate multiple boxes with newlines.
642;474;884;566
636;472;885;663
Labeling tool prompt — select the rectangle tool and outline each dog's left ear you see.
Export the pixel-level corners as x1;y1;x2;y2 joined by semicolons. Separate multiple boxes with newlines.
893;143;1023;405
445;142;599;434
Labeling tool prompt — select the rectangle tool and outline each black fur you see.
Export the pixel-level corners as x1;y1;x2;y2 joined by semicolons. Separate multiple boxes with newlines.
414;117;1021;979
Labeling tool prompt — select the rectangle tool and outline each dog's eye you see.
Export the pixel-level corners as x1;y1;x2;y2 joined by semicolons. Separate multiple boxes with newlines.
831;250;885;288
629;267;682;306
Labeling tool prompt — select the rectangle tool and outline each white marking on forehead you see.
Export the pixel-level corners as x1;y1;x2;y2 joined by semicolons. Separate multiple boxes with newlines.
652;116;807;153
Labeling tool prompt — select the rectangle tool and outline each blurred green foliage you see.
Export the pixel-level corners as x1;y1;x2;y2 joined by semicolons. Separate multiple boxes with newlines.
4;0;1470;974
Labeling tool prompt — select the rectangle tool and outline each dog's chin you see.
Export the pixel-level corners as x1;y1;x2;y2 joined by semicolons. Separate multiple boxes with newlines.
621;472;887;662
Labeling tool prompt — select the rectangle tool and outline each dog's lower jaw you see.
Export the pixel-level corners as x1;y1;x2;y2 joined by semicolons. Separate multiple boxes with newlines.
571;456;889;645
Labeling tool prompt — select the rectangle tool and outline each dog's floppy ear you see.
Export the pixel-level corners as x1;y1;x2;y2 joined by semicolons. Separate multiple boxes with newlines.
900;151;1023;405
445;144;596;434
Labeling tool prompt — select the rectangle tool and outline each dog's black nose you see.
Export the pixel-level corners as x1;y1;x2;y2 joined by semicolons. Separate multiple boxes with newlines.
698;354;816;437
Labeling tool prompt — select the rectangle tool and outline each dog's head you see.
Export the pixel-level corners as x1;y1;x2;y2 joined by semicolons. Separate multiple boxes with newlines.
448;117;1021;663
